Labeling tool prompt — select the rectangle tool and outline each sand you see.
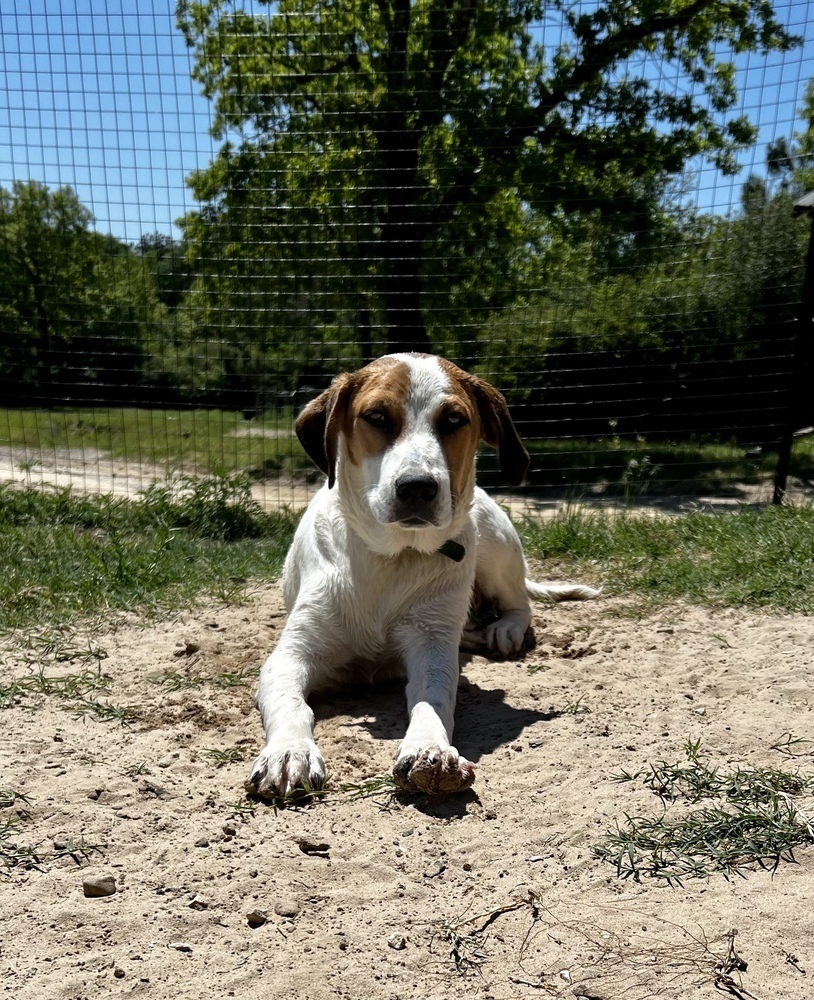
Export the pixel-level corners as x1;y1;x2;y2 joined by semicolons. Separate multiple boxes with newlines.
2;580;813;1000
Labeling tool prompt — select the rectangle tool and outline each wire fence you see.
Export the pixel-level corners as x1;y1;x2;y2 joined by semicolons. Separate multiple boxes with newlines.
1;0;814;514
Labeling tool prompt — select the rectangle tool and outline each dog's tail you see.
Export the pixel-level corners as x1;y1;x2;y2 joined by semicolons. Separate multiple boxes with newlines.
526;580;601;602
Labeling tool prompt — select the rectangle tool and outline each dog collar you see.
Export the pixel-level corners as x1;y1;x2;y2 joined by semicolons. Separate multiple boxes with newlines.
437;540;466;562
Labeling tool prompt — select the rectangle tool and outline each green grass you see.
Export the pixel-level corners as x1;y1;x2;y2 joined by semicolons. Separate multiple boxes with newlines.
0;474;298;641
520;502;814;612
595;739;814;884
478;433;814;495
0;406;311;478
4;406;814;493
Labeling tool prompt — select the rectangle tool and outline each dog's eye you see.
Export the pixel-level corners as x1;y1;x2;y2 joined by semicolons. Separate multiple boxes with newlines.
361;410;390;430
439;412;467;433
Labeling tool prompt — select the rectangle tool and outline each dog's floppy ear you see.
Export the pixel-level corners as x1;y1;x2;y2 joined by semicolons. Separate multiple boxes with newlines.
295;373;354;488
470;377;530;487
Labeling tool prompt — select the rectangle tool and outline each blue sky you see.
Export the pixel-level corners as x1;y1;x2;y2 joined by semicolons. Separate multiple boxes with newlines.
0;0;813;243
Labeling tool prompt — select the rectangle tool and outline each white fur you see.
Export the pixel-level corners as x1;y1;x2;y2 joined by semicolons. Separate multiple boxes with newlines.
246;355;599;798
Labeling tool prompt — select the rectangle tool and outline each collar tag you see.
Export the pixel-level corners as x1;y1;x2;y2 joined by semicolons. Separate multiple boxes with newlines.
437;539;466;562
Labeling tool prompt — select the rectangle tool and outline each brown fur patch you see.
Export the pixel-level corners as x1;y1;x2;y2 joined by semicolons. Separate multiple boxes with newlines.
434;379;480;500
343;357;411;467
437;357;530;486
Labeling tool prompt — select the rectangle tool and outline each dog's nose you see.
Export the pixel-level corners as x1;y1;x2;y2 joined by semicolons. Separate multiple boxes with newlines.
395;475;439;504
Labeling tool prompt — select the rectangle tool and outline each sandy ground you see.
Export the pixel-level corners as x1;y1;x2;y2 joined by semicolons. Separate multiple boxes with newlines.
2;583;814;1000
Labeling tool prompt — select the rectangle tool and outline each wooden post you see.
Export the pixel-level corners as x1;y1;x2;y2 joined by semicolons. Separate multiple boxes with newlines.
773;193;814;505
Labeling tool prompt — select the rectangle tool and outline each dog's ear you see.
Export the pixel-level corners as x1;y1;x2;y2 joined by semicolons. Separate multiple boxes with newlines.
295;373;355;488
470;377;530;487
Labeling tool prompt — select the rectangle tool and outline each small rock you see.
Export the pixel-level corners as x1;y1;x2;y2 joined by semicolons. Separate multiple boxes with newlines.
189;895;209;910
274;898;300;918
247;909;268;928
157;752;179;769
296;837;329;856
222;823;237;837
83;874;116;898
168;942;193;953
53;836;70;851
387;934;407;951
194;837;210;848
174;641;200;657
87;788;103;801
113;968;126;980
423;861;446;879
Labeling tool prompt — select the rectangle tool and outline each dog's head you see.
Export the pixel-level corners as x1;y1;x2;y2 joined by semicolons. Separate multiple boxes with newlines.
296;354;529;532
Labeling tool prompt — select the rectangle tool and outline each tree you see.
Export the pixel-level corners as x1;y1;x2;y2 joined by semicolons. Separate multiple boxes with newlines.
178;0;796;356
0;181;168;403
134;233;194;311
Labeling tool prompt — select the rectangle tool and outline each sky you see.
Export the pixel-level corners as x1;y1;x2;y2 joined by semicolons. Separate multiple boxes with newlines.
0;0;813;244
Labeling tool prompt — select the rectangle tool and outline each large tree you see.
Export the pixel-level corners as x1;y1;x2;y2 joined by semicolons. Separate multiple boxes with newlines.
178;0;796;356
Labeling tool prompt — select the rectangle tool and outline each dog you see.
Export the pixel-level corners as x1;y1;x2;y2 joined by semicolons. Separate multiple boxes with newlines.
246;353;598;798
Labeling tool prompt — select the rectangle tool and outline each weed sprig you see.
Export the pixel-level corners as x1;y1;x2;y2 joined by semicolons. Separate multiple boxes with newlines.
597;740;814;883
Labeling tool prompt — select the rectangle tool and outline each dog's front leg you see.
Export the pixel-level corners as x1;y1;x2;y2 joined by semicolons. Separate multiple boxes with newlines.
246;618;341;799
392;630;475;795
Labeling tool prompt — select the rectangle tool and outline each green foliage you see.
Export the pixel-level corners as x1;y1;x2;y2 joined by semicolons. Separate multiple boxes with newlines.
177;0;796;354
477;191;808;406
0;181;170;403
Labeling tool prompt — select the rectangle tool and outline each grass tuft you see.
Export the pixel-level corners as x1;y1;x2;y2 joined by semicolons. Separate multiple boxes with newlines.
596;739;814;884
0;476;298;641
520;502;814;612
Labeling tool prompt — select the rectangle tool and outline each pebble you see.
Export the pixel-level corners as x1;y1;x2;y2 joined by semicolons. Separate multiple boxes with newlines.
296;837;329;856
274;898;300;918
168;942;193;953
83;874;117;898
189;895;209;910
113;968;126;980
387;934;407;951
247;909;268;928
194;837;210;848
222;823;237;837
157;752;179;769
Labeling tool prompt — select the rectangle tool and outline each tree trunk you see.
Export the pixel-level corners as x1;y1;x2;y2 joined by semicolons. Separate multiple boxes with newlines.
375;118;432;354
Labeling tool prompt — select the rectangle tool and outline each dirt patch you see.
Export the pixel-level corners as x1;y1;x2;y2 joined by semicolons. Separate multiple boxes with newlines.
2;586;813;999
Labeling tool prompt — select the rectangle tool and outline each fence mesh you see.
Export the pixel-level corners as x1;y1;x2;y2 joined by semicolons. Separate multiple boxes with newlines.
1;0;813;513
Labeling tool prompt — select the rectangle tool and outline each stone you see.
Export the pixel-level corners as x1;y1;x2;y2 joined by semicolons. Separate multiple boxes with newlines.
273;898;300;918
83;874;116;898
247;909;268;928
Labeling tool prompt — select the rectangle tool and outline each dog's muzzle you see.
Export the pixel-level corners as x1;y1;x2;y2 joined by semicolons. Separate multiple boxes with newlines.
390;474;440;526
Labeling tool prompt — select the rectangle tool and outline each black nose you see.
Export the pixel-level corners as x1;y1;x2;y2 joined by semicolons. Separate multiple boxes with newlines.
395;475;438;504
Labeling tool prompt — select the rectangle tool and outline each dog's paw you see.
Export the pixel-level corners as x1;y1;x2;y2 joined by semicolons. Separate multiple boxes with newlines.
463;619;528;657
245;739;326;800
392;746;475;795
485;618;528;657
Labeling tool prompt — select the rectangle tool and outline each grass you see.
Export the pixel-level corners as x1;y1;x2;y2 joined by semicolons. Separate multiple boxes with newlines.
595;739;814;884
1;789;101;873
519;501;814;612
0;474;298;642
0;406;310;479
4;405;814;494
478;433;814;495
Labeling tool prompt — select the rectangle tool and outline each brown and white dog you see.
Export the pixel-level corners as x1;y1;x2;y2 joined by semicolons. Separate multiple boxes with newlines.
246;353;598;798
